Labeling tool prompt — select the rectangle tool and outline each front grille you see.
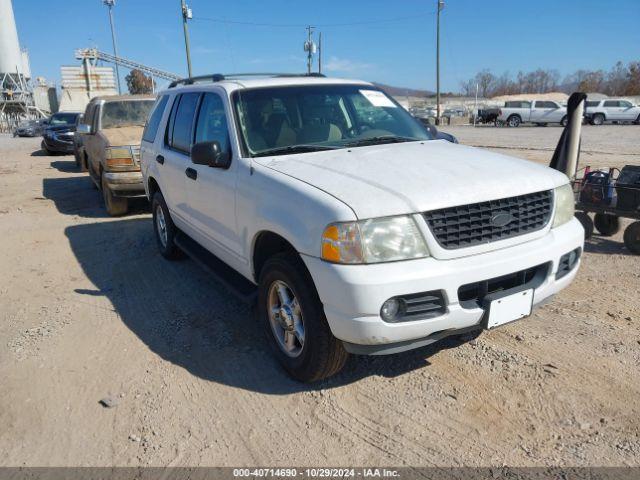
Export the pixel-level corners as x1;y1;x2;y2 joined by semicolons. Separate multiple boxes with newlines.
458;262;550;309
423;190;553;249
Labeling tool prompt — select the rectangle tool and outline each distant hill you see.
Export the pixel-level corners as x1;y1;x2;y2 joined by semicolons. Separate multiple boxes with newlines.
373;82;435;98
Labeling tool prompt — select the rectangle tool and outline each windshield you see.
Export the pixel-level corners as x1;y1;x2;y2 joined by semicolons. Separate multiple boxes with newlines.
49;113;79;126
233;85;432;156
101;100;155;129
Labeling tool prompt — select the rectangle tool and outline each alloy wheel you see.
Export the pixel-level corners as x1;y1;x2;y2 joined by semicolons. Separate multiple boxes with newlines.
155;204;168;248
267;280;305;357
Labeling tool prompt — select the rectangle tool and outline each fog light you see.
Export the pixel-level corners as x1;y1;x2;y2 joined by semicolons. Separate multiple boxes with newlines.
381;298;402;322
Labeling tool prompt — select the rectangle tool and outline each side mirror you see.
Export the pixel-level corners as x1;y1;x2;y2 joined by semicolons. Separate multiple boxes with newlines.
77;124;91;134
191;141;231;169
424;123;438;138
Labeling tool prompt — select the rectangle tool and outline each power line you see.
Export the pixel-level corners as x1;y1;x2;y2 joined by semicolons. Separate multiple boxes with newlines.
192;11;436;29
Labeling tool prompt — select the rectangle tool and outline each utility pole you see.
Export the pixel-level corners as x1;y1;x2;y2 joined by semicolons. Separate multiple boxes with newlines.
103;0;121;94
436;0;444;124
305;26;315;75
318;31;322;74
181;0;193;77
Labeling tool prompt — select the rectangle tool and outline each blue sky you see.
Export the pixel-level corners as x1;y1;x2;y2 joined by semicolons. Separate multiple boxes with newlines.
12;0;640;92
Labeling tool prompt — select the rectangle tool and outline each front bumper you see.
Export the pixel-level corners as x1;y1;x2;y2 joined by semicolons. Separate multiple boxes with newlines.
103;171;146;198
42;136;75;153
303;218;584;353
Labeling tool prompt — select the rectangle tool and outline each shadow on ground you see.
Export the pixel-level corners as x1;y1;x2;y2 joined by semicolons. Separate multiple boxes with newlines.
65;217;471;394
43;162;149;218
585;235;633;256
30;149;50;157
50;159;78;172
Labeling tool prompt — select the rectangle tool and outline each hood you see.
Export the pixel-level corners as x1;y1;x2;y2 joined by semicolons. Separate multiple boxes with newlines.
255;140;569;219
46;124;76;133
101;125;144;146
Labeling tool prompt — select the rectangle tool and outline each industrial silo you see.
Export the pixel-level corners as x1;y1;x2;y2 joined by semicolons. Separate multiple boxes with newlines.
0;0;38;132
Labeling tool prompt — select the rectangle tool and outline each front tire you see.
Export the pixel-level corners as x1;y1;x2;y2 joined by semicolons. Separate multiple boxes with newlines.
258;253;348;382
41;140;52;155
507;115;521;127
101;174;128;216
152;192;182;260
560;116;568;127
623;222;640;255
594;214;620;236
592;113;604;126
575;212;594;240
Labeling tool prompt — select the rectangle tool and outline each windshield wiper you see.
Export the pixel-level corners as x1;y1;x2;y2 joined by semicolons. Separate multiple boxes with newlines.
344;135;418;148
253;144;337;157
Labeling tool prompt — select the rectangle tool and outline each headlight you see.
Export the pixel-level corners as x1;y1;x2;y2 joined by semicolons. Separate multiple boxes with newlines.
321;216;429;264
105;146;135;168
552;183;575;228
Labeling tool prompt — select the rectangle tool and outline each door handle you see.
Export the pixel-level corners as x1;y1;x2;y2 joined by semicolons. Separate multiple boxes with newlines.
156;155;165;165
185;167;197;180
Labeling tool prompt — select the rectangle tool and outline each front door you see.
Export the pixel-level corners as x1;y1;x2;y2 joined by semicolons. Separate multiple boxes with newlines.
184;91;242;260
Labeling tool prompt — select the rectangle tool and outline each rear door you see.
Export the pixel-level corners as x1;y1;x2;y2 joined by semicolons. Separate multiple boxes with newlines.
161;92;201;226
603;100;622;120
184;91;242;259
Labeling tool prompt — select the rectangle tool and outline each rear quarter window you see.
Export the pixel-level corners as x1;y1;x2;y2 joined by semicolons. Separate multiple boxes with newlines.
142;95;169;143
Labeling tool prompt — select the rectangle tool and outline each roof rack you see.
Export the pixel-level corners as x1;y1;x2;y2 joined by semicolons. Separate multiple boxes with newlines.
168;72;326;88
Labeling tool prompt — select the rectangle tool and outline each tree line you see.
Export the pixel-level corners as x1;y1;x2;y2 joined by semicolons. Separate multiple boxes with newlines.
461;61;640;98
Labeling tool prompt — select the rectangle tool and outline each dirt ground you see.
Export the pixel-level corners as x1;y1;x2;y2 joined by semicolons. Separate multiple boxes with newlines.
0;126;638;467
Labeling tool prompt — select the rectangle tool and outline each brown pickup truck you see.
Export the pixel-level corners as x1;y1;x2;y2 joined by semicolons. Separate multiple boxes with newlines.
76;94;156;215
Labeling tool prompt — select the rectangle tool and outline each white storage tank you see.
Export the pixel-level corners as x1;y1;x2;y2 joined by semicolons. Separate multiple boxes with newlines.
0;0;24;76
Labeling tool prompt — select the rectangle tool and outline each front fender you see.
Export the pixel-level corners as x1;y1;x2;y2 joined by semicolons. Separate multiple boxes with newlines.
240;164;356;262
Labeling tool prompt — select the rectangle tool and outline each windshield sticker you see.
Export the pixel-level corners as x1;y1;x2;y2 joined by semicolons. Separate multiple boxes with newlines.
359;90;396;108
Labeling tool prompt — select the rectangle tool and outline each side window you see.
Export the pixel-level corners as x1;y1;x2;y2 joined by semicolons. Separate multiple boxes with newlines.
194;93;230;154
603;100;618;107
83;104;93;125
142;95;169;143
534;101;544;108
619;101;632;108
166;92;200;153
92;105;101;131
586;101;599;108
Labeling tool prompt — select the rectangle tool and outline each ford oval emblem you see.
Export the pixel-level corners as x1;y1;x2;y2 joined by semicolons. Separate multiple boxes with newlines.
490;212;515;228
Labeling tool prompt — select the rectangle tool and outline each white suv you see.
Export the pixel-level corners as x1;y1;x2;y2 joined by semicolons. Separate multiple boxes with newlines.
140;74;584;382
585;99;640;125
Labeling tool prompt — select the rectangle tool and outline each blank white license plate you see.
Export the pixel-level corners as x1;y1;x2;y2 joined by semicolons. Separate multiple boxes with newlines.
486;289;534;329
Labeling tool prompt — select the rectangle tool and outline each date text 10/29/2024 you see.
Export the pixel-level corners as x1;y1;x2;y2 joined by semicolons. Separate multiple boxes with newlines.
233;468;400;478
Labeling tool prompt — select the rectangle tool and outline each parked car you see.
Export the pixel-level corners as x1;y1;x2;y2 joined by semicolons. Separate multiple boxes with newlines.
76;94;156;216
497;100;568;127
41;112;83;155
584;99;640;125
141;74;583;382
13;119;46;137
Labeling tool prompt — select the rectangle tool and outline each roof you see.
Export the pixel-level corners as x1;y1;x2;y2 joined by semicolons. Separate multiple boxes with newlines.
91;94;156;103
162;75;372;95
